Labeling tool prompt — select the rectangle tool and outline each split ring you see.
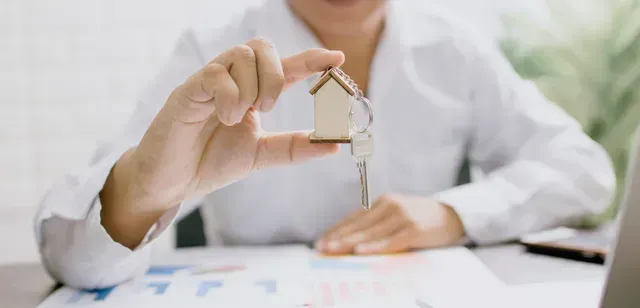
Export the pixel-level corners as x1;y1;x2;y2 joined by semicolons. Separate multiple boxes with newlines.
349;96;374;133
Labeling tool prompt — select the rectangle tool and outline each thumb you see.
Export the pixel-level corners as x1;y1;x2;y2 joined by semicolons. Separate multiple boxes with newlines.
282;49;345;90
252;131;339;171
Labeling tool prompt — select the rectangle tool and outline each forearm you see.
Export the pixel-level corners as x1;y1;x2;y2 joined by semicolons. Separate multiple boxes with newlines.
99;148;173;250
436;153;615;244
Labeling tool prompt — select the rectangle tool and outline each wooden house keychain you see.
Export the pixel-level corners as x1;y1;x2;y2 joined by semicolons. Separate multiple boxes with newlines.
309;66;374;210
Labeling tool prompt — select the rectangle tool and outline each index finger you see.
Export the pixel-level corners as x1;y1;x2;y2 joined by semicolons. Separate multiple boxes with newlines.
281;49;345;90
245;37;284;112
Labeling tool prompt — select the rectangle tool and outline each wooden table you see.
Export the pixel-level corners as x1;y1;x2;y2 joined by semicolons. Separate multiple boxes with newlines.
0;244;606;307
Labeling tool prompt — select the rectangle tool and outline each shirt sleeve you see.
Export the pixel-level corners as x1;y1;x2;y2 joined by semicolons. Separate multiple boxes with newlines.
34;28;207;290
434;38;617;245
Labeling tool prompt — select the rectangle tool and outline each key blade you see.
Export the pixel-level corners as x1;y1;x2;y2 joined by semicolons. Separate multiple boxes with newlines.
359;160;371;210
351;132;373;210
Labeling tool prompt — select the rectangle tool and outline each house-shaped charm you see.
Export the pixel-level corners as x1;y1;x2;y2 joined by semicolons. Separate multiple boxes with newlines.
308;67;356;143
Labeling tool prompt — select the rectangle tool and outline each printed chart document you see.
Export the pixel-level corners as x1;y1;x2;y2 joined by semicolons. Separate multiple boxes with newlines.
39;246;504;307
311;247;504;307
39;245;313;308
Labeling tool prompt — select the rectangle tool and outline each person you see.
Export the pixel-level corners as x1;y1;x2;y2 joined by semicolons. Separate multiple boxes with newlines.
35;0;615;289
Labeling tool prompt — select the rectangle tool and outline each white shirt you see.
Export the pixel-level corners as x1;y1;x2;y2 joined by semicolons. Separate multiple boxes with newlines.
34;0;615;289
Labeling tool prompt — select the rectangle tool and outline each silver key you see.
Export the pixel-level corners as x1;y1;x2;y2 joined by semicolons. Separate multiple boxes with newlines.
351;131;373;210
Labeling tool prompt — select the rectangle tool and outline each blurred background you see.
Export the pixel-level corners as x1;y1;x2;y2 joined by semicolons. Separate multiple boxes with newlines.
1;0;637;264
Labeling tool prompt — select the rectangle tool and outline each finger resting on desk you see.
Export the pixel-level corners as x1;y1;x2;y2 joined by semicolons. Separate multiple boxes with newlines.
315;210;366;254
317;204;395;254
354;226;415;255
329;214;406;255
329;201;392;240
325;196;393;235
349;214;406;245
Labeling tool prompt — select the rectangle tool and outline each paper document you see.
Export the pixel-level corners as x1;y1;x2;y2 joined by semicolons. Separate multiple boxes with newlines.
504;279;605;308
39;246;504;308
342;247;504;308
39;245;312;308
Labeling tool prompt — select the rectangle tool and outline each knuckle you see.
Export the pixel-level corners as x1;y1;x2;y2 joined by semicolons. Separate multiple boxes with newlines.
405;222;420;233
395;205;411;220
232;44;256;66
204;63;226;76
248;36;276;50
200;65;223;98
379;193;395;203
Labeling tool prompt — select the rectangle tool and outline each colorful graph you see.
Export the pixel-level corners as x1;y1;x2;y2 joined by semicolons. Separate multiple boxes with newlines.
64;254;430;305
195;280;277;297
68;280;279;302
307;254;430;307
146;282;171;295
68;287;115;303
66;265;276;303
145;266;189;275
310;280;417;307
310;253;429;275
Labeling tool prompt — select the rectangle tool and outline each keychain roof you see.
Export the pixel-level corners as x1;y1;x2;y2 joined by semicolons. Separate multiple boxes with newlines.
309;66;356;96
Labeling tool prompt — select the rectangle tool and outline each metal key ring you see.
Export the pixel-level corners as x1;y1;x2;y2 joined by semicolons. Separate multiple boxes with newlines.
349;96;374;133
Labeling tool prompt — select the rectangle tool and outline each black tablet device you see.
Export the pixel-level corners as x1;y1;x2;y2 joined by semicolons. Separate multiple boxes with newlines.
519;227;612;264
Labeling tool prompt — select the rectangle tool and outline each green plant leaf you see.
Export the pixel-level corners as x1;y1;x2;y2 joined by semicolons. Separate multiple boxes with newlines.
611;61;640;109
611;3;640;53
599;100;640;156
500;0;640;222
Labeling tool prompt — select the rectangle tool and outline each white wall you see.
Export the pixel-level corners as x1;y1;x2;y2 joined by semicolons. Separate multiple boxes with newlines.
0;0;544;264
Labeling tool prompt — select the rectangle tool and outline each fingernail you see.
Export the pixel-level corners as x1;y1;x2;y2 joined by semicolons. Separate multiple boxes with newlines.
314;240;324;251
327;241;341;251
260;97;275;111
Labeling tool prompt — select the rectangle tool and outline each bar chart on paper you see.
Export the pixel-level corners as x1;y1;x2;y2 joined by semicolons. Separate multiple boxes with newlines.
40;265;309;307
38;246;313;308
308;252;430;307
63;266;280;301
307;247;505;308
38;246;503;308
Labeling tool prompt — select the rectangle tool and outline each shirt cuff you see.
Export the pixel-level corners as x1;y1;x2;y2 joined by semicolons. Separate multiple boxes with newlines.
433;182;510;245
84;195;181;259
34;144;133;245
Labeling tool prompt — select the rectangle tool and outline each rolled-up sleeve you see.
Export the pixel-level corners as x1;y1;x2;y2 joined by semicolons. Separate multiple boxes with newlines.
39;196;180;289
434;35;616;245
34;28;206;289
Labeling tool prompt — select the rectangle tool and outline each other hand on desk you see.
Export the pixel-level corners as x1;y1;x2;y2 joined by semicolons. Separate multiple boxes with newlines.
315;195;466;255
